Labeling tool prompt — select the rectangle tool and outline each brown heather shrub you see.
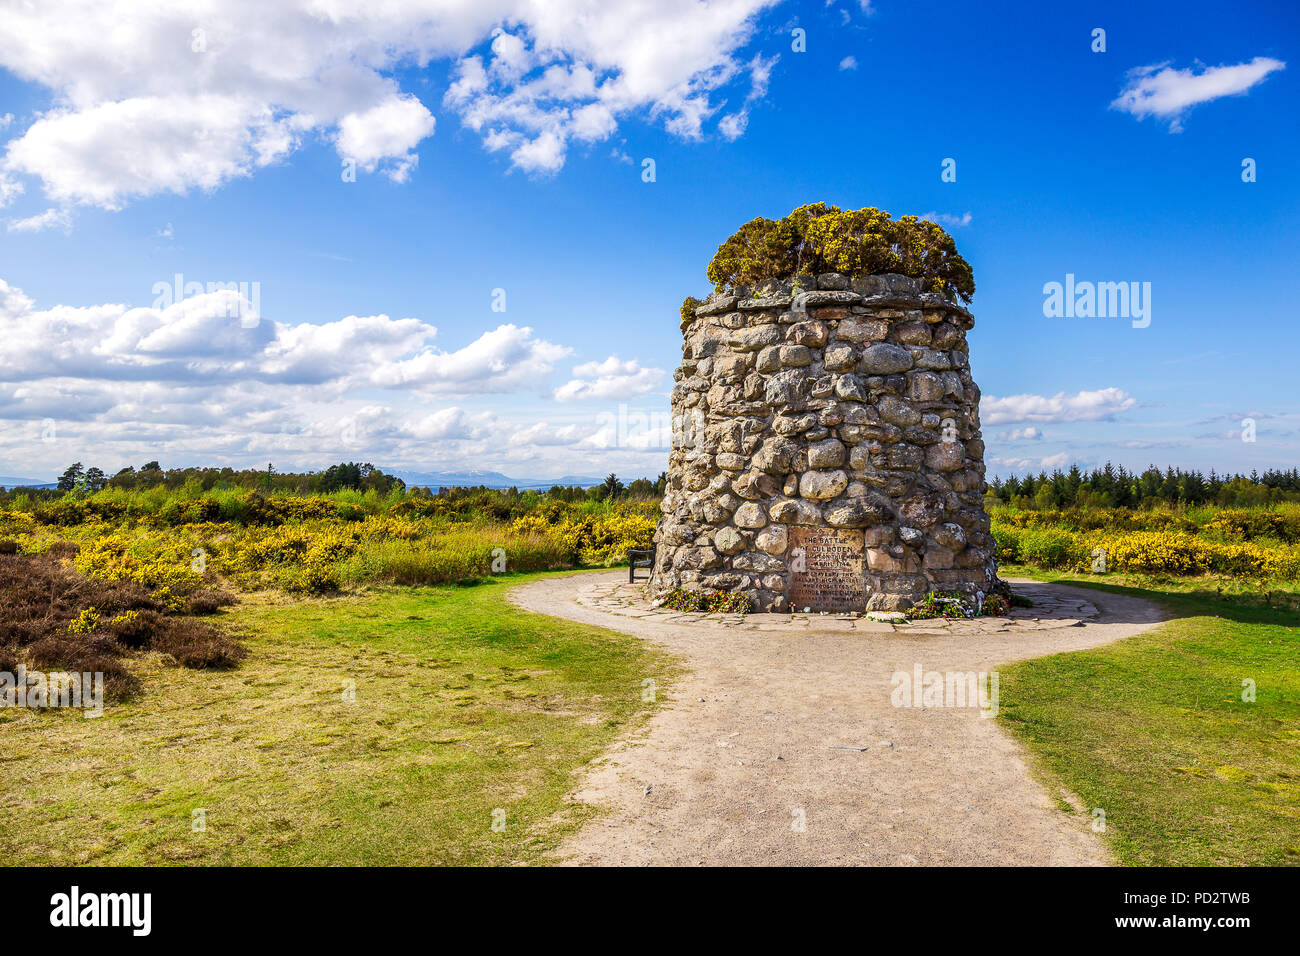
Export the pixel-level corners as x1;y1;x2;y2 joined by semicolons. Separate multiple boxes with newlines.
25;634;139;699
187;588;238;615
44;540;81;559
0;552;244;701
101;608;164;649
150;619;246;669
0;643;21;674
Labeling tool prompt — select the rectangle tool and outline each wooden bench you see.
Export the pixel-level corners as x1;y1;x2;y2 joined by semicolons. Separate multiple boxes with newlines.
627;548;655;583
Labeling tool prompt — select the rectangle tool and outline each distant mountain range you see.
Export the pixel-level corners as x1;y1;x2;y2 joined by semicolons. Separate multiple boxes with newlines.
0;476;54;488
393;470;609;490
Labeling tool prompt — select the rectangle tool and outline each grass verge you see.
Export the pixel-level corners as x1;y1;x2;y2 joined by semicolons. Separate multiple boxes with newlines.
0;570;673;865
998;565;1300;865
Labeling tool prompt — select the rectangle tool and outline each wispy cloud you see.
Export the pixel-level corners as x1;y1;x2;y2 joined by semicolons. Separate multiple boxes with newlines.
6;207;71;233
715;53;780;144
990;453;1079;473
1111;56;1285;131
920;211;972;228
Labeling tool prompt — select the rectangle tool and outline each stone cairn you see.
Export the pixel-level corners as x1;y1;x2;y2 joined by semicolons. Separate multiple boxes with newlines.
648;272;1003;612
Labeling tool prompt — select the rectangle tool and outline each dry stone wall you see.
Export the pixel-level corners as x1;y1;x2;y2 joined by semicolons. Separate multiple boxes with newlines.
649;272;1002;612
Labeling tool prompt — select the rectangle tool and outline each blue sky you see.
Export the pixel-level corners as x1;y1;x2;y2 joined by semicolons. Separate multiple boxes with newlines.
0;0;1295;482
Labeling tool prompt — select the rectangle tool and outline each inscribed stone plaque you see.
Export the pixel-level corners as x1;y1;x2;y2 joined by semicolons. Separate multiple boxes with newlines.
786;527;866;612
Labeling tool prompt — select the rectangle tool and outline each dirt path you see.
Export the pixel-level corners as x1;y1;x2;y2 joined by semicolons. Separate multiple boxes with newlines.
510;571;1166;866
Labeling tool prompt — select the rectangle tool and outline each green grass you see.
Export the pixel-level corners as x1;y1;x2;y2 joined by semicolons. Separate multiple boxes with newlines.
0;571;674;865
998;565;1300;866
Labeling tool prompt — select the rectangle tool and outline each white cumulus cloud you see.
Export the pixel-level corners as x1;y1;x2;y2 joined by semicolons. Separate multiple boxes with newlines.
554;356;664;402
336;95;437;183
996;426;1042;441
0;278;570;396
1038;452;1073;471
0;276;676;478
5;95;304;209
981;388;1137;425
369;323;570;394
0;0;780;203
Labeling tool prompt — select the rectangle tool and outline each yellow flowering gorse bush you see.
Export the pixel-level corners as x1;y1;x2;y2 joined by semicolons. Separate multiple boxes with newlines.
993;520;1300;580
0;491;661;596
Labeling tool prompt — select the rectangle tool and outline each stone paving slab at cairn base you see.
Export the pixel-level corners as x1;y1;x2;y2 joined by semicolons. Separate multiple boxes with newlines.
650;271;1003;614
582;577;1099;634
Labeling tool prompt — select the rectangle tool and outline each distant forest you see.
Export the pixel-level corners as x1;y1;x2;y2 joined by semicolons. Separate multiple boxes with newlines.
13;459;1300;510
47;461;407;495
988;464;1300;509
33;462;667;502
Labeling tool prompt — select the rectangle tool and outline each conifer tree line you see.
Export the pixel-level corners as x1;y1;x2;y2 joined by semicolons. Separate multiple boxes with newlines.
48;461;405;495
988;464;1300;509
34;463;671;501
26;459;1300;509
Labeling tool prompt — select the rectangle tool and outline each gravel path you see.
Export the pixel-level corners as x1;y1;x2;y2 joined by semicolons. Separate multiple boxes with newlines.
509;571;1166;866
